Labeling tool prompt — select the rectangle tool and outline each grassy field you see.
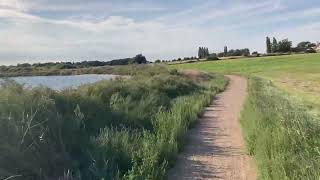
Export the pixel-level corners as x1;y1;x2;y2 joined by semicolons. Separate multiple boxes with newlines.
171;53;320;110
172;53;320;179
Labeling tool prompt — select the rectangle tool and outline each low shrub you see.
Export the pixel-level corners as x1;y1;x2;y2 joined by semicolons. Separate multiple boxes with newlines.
206;55;219;61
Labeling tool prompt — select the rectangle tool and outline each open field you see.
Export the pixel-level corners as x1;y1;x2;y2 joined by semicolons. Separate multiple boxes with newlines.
171;53;320;110
172;54;320;179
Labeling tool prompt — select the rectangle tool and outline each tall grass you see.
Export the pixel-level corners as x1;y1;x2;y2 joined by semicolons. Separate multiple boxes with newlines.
0;66;227;180
241;77;320;180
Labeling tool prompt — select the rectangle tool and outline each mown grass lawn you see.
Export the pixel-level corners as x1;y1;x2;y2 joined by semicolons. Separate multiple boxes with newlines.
171;53;320;110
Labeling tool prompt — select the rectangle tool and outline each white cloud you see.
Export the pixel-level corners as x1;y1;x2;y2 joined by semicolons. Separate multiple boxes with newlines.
0;0;166;14
0;0;320;65
271;22;320;45
0;0;24;10
0;0;40;12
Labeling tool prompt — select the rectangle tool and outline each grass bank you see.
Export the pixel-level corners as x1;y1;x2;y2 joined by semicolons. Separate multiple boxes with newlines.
0;65;227;180
241;77;320;179
0;64;160;77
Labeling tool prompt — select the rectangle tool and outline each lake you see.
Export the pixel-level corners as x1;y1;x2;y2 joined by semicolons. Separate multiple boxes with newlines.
0;74;119;90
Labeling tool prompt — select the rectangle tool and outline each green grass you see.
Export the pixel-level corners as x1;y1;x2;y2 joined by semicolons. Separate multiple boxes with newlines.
171;53;320;108
171;54;320;75
241;77;320;180
172;53;320;179
0;65;227;180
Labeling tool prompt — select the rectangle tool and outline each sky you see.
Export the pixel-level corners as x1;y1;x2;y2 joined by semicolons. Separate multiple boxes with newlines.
0;0;320;65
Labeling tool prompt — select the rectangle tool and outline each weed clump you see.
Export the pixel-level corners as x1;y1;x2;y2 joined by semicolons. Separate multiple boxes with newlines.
240;77;320;179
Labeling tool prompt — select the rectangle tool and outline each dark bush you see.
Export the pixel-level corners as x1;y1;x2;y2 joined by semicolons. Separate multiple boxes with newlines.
206;54;219;61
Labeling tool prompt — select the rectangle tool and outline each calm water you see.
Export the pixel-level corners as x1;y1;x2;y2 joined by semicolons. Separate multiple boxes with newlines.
1;74;119;90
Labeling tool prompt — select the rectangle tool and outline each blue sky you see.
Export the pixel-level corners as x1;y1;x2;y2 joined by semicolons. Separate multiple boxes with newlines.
0;0;320;65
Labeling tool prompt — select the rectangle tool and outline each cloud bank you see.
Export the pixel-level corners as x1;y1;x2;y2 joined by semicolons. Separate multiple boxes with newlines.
0;0;319;65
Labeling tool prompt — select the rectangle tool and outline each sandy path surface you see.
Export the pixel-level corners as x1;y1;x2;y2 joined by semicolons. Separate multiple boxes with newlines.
167;75;256;180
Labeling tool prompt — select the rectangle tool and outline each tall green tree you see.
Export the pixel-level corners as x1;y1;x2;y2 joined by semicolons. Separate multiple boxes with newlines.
206;48;209;57
224;46;228;57
198;47;202;59
201;47;204;58
133;54;147;64
266;37;272;53
198;47;209;59
242;48;250;56
272;37;278;53
277;39;292;52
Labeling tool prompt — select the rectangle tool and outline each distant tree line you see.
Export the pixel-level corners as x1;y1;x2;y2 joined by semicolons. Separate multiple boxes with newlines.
107;54;147;66
266;37;317;54
154;56;198;63
197;46;252;60
10;54;148;70
217;47;250;57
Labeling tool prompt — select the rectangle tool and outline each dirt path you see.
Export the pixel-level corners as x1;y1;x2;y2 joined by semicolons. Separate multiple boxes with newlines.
167;75;256;180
